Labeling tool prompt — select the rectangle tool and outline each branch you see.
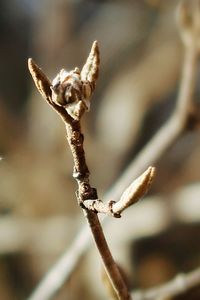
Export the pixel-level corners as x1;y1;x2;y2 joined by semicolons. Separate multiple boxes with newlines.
28;41;134;300
27;1;200;299
132;267;200;300
83;166;155;217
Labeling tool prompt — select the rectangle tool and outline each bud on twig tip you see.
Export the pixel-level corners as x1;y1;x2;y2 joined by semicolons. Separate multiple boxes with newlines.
112;166;156;215
28;58;52;101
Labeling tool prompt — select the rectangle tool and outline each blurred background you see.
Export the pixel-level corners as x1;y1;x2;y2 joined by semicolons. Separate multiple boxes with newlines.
0;0;200;299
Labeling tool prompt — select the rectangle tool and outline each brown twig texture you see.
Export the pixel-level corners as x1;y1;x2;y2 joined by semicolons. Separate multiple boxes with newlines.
27;41;154;300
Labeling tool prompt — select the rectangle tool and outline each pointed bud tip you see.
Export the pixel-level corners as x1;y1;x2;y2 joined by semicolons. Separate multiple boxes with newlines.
91;40;99;53
28;58;37;75
28;58;33;67
146;166;156;185
148;166;156;175
93;40;98;46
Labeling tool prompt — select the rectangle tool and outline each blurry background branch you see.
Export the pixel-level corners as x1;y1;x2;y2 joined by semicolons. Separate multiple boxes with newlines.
0;216;80;255
132;267;200;300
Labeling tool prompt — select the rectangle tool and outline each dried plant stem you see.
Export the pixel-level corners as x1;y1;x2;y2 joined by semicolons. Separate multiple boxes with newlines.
28;123;132;300
132;267;200;300
85;210;131;300
28;42;135;300
65;120;132;300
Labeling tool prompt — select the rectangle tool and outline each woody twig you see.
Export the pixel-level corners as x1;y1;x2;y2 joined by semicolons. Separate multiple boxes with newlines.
28;41;155;300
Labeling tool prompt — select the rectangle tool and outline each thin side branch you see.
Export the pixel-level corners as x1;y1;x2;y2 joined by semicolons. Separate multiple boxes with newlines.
83;166;155;217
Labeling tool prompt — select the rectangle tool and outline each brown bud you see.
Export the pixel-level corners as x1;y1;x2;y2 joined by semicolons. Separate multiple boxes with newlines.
28;58;52;101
